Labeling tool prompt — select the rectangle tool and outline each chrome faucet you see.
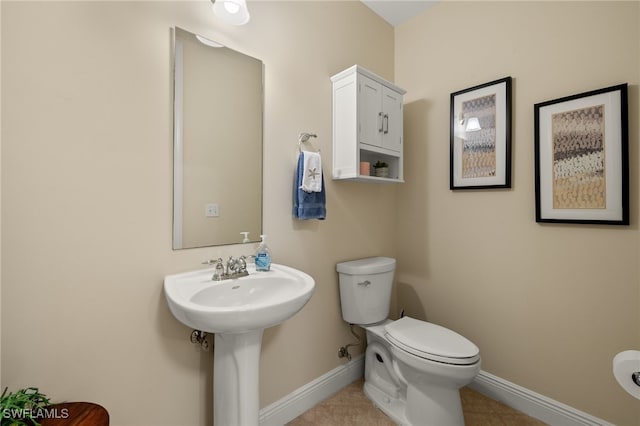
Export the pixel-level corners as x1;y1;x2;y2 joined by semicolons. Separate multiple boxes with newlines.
226;256;238;275
202;258;226;281
203;256;249;281
237;256;247;273
232;255;249;278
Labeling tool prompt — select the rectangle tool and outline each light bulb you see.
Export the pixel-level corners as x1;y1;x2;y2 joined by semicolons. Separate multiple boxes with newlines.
223;1;240;14
212;0;250;25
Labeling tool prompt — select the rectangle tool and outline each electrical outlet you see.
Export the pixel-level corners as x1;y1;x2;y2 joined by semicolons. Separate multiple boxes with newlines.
205;203;219;217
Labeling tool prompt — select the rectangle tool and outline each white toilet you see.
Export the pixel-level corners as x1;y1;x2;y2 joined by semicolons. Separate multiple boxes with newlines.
337;257;481;426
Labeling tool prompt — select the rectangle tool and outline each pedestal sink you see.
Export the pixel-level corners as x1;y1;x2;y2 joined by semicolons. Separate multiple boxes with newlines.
164;263;315;425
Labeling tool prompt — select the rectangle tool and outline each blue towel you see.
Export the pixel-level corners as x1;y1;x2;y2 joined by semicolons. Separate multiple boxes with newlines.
293;152;326;220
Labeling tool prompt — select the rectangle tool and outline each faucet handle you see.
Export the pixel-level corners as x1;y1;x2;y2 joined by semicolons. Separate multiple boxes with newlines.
202;258;223;266
237;255;247;272
211;258;225;281
226;256;238;272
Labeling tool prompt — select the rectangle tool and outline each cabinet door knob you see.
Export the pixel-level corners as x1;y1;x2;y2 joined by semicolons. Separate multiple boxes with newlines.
378;112;383;133
383;114;389;134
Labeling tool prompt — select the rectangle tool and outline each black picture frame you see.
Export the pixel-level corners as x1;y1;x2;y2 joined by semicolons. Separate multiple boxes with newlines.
534;84;629;225
450;77;512;190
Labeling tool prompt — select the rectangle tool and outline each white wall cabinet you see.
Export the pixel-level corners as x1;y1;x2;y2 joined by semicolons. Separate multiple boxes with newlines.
331;65;406;182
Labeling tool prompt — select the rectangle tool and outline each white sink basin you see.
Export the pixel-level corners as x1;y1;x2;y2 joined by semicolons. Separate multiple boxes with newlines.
164;263;315;333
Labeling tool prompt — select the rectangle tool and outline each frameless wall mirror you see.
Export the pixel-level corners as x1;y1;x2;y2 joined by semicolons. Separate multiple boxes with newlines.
173;27;263;249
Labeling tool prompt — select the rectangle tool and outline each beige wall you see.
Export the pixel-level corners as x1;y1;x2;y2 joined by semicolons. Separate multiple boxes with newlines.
1;1;395;425
395;2;640;425
3;1;639;425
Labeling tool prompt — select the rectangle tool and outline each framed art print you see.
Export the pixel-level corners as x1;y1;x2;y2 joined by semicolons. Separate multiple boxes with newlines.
450;77;512;190
534;84;629;225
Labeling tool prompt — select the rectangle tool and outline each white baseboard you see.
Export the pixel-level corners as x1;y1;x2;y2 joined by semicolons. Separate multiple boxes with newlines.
259;360;612;426
469;370;614;426
259;355;365;426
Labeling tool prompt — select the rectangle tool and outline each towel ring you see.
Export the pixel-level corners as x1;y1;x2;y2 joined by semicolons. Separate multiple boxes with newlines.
298;132;319;153
299;132;317;143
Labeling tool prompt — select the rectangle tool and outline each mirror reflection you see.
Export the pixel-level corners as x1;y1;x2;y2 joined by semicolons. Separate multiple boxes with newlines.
173;27;263;249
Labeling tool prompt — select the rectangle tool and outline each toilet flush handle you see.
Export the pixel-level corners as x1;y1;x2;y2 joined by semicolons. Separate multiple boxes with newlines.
358;280;371;287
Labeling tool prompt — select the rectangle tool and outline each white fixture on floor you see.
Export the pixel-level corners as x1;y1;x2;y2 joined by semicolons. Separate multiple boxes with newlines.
337;257;480;426
164;263;315;425
613;350;640;399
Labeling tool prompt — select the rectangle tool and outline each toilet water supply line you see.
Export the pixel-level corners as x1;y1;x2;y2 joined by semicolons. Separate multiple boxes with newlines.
338;324;361;361
338;311;407;361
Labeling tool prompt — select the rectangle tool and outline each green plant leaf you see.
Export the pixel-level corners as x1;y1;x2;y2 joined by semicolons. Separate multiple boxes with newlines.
1;387;50;426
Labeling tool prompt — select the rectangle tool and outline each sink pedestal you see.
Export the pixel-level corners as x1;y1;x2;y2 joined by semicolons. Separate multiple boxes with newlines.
213;330;264;426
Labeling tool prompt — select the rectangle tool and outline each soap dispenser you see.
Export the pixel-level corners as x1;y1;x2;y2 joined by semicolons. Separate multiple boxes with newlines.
240;231;250;243
255;235;272;271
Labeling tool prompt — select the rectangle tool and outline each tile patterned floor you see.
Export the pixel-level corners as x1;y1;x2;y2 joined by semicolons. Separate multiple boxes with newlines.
287;379;548;425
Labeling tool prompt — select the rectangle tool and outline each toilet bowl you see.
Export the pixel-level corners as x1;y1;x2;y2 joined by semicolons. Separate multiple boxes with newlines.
337;257;481;426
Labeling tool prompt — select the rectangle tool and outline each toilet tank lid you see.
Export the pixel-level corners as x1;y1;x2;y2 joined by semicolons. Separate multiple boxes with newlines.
336;257;396;274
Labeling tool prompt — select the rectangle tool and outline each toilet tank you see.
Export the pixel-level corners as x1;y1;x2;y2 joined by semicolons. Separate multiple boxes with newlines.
336;257;396;325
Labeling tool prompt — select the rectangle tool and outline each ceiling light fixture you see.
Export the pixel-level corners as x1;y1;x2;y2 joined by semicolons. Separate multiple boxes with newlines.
211;0;250;26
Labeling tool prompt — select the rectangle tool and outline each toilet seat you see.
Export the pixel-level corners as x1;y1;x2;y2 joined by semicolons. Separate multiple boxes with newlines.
385;317;480;365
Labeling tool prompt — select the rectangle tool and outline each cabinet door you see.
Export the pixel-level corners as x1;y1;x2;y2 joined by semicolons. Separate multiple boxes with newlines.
358;75;383;148
381;86;403;152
